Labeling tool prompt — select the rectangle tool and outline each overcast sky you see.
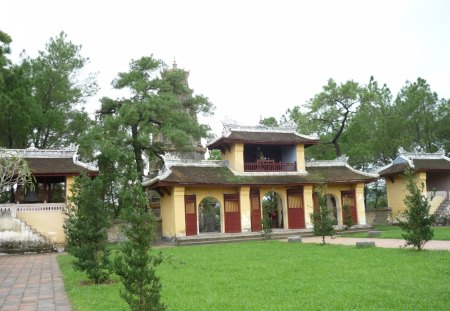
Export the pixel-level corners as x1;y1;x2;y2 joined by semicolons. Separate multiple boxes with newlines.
3;0;450;136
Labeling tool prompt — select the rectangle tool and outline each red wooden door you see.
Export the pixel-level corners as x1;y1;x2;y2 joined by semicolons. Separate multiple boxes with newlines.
341;190;357;225
287;188;305;229
185;195;197;236
224;194;241;233
250;189;261;232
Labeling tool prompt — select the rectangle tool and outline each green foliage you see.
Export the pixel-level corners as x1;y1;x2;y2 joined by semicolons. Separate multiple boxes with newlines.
343;203;354;228
259;116;278;127
260;204;273;240
99;55;213;180
25;31;97;149
364;181;388;209
286;76;449;170
288;79;364;158
0;149;34;192
64;175;111;284
114;182;165;311
208;149;222;160
398;171;434;251
310;188;336;244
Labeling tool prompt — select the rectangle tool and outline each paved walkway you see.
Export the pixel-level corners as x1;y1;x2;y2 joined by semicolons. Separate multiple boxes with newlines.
301;236;450;251
0;253;71;311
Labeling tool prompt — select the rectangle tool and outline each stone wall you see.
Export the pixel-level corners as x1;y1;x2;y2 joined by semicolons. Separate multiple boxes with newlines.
365;208;392;225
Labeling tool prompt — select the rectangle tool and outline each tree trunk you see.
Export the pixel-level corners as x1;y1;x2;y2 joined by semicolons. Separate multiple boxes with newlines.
131;125;144;181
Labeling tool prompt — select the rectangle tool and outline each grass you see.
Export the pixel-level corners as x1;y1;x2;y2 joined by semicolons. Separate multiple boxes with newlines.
342;225;450;240
58;241;450;311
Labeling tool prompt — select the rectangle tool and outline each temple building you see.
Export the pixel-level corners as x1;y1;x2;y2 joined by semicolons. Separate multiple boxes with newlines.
144;124;377;239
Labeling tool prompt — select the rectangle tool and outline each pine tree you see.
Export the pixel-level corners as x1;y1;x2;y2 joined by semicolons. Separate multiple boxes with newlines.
399;171;434;251
310;189;336;244
114;180;165;311
64;175;111;284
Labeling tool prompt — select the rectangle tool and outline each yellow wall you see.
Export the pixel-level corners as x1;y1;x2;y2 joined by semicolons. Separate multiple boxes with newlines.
296;144;305;171
303;185;314;228
386;173;428;219
355;183;366;225
16;211;66;244
240;187;251;232
222;143;244;172
66;176;75;200
159;182;368;237
160;192;175;237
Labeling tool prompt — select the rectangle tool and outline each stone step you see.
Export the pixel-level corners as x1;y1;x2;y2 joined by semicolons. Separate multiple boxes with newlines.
175;228;369;246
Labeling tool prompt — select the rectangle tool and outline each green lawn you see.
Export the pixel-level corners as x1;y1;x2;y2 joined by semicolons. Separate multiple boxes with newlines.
343;225;450;240
58;241;450;311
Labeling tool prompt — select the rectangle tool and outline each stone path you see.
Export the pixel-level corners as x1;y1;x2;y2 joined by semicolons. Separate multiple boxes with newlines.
0;253;71;311
301;236;450;251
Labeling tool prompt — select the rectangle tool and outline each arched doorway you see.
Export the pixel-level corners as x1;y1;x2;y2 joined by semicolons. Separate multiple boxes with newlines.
198;197;221;233
324;194;338;225
262;191;284;229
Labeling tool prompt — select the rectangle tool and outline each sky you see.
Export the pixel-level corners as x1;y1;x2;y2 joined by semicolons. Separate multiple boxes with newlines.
3;0;450;137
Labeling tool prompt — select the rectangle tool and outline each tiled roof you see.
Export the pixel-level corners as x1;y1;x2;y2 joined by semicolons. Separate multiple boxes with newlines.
24;157;97;175
207;125;319;149
377;152;450;177
144;162;376;189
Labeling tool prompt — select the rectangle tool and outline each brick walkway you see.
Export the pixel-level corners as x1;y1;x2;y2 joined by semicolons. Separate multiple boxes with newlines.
0;253;71;311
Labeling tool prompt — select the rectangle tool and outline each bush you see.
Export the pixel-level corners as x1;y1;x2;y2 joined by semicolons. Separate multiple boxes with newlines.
310;188;336;244
433;214;450;226
343;203;353;228
64;175;111;284
114;183;165;311
260;206;273;240
398;171;434;251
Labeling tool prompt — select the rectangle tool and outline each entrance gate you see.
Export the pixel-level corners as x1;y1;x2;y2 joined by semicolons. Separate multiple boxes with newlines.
287;188;305;229
224;194;241;233
250;189;261;232
184;194;197;236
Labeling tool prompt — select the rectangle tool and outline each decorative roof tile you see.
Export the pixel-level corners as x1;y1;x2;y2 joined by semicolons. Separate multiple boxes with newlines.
207;124;319;149
377;149;450;176
143;159;376;189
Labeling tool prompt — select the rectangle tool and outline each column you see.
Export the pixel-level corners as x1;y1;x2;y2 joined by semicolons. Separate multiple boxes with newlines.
173;186;186;237
240;186;251;232
303;185;314;229
355;183;366;225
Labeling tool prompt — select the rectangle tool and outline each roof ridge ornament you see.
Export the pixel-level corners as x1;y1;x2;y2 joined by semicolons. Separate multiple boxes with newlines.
397;147;446;159
219;123;319;140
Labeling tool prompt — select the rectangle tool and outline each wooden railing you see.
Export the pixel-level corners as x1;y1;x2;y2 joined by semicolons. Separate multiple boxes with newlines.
244;160;297;172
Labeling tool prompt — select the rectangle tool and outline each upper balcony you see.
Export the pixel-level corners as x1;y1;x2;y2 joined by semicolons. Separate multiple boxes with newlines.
244;159;297;172
243;144;297;172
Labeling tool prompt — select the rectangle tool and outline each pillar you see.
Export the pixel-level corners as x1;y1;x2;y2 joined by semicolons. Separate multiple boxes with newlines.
303;185;314;228
240;186;251;232
355;183;366;225
296;144;305;171
173;186;186;237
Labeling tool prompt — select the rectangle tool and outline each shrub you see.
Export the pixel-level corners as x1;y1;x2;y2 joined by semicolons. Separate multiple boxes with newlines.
343;203;353;228
310;188;335;244
64;175;111;284
398;171;434;251
260;203;273;239
114;183;165;311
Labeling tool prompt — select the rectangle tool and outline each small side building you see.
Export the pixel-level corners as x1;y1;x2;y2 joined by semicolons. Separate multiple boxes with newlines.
0;146;97;244
377;148;450;218
144;125;377;239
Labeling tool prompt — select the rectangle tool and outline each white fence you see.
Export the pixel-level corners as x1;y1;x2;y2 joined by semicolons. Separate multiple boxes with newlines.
0;203;66;217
